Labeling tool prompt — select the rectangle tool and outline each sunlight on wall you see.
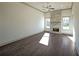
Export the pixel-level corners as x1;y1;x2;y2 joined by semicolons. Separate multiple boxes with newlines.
67;36;75;43
73;26;75;42
39;33;50;46
67;35;75;48
67;26;75;43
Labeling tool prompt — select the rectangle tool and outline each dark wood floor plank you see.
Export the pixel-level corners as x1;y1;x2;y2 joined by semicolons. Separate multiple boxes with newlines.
0;32;76;56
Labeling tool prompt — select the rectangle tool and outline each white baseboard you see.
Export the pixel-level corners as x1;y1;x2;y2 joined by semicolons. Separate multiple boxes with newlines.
0;31;44;47
49;31;73;35
0;39;20;47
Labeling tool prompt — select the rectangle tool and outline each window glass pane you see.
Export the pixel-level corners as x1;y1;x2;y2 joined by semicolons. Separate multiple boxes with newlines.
63;17;69;30
46;18;50;28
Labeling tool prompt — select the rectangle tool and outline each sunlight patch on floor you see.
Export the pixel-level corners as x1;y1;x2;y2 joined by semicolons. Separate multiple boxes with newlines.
39;33;50;46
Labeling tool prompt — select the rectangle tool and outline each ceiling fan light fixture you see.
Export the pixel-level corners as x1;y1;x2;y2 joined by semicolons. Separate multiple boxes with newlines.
42;3;54;12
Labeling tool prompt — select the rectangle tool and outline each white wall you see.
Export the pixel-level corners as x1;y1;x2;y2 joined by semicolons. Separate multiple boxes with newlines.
72;2;79;55
0;2;44;46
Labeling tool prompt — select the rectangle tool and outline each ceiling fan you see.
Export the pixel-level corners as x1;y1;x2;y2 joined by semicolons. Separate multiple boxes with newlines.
42;2;54;12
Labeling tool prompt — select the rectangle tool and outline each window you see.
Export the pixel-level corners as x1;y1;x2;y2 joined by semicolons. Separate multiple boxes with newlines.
62;17;70;30
46;18;50;28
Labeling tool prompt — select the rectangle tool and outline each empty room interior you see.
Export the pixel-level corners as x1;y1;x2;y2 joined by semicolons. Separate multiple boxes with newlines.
0;2;79;56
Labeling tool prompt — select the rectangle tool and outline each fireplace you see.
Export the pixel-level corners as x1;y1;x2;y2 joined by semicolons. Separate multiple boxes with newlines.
53;28;59;32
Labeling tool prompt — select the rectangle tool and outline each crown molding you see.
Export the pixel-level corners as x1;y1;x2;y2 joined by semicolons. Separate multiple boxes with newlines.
44;8;72;13
20;2;44;13
21;2;72;14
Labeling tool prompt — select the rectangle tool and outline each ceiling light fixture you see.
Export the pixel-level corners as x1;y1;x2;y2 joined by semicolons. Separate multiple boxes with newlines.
42;2;54;12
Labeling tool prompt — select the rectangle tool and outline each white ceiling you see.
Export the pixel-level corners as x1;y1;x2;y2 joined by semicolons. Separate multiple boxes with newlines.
27;2;72;12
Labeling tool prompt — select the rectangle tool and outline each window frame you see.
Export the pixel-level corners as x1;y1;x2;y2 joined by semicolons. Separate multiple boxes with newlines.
62;16;70;30
46;18;50;28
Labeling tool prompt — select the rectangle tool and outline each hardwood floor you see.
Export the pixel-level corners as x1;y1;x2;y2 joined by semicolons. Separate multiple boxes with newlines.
0;32;76;56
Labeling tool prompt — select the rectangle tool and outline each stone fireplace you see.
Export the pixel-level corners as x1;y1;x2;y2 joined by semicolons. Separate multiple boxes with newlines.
50;10;61;33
